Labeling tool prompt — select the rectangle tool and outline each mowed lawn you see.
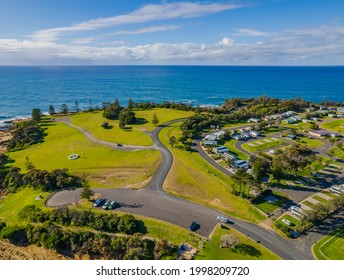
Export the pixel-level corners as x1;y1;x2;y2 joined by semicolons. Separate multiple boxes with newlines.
295;136;324;148
70;112;153;146
0;188;49;225
160;122;265;223
196;225;280;260
8;122;161;188
223;139;249;160
242;138;285;153
134;108;195;131
320;119;344;134
313;226;344;260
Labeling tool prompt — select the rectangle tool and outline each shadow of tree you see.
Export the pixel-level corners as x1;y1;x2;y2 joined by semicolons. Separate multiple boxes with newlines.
232;244;262;257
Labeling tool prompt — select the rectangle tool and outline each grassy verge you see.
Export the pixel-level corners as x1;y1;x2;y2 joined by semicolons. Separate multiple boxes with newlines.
303;200;315;208
313;225;344;260
223;139;249;160
196;224;280;260
160;122;265;223
8;122;161;188
320;119;344;133
312;195;329;204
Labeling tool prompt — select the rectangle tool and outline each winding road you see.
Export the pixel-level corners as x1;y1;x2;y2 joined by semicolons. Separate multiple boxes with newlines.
47;118;313;259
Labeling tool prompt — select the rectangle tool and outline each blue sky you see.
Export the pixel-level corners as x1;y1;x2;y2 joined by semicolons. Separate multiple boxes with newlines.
0;0;343;65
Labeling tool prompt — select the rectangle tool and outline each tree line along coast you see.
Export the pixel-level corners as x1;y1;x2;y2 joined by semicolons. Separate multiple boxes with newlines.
0;96;344;260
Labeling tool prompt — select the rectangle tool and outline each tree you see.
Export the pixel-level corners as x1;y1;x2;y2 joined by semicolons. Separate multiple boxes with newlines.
221;234;240;248
80;182;94;201
48;105;55;116
168;136;177;148
128;99;134;110
151;113;159;126
31;108;41;123
103;99;122;120
119;109;136;124
25;156;35;171
88;99;94;112
61;104;69;115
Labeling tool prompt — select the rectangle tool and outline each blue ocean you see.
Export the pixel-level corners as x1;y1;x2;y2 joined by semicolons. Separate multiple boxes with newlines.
0;66;343;121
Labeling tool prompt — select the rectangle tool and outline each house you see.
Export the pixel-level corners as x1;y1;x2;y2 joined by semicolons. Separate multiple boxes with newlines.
203;140;217;147
247;118;260;123
328;114;338;118
232;160;249;169
250;130;260;137
221;152;238;162
212;130;225;140
308;129;331;137
214;146;229;154
205;135;217;141
302;119;312;123
283;117;298;124
337;107;344;115
288;134;297;140
241;132;251;139
232;134;242;141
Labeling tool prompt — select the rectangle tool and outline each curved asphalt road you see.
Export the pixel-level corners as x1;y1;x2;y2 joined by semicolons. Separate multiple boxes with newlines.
47;119;310;259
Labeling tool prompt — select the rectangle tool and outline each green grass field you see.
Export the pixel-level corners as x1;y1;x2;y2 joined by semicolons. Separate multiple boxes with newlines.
160;122;265;223
8;122;161;188
313;226;344;260
320;119;344;134
252;191;290;213
327;146;344;160
0;188;49;225
196;225;280;260
70;112;153;146
134;108;195;131
242;138;285;153
295;136;324;148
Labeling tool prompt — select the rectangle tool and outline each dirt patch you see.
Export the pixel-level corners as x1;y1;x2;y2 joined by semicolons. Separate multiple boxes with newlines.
0;130;12;152
0;240;68;260
258;219;275;232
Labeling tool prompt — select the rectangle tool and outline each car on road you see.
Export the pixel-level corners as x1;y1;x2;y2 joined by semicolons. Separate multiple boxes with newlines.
189;221;199;231
93;198;104;207
217;216;228;223
108;201;118;210
102;200;110;210
116;143;123;147
282;219;292;226
329;186;343;194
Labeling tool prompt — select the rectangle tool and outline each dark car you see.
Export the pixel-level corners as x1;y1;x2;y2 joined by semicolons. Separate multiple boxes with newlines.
189;221;199;231
93;198;104;207
108;201;118;210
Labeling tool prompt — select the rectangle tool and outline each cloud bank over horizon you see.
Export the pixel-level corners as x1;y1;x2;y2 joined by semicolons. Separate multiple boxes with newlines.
0;1;343;65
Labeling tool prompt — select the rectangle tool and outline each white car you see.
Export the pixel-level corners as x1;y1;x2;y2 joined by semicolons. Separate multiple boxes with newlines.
217;216;228;223
282;219;292;226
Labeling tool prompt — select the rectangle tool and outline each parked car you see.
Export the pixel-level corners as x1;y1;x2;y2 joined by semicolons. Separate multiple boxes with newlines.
282;219;292;226
108;201;118;210
189;221;199;231
217;216;228;223
93;198;104;207
102;200;110;210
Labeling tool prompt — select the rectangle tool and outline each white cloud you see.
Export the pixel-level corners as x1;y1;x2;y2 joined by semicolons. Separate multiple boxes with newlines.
1;23;344;65
233;28;273;37
113;24;182;35
30;2;241;42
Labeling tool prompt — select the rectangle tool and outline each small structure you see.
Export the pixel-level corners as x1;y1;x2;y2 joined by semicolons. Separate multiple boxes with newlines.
68;153;79;160
308;129;331;138
232;134;241;141
203;140;217;147
221;152;238;162
250;130;260;137
241;132;251;139
232;160;249;169
204;134;217;141
214;146;229;154
247;118;260;123
212;130;225;140
337;107;344;115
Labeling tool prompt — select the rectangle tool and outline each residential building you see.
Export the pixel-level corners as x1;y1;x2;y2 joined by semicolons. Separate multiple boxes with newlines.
250;130;260;137
203;140;217;147
232;160;249;169
308;129;331;137
247;118;260;123
214;146;229;154
221;152;238;162
287;134;296;140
